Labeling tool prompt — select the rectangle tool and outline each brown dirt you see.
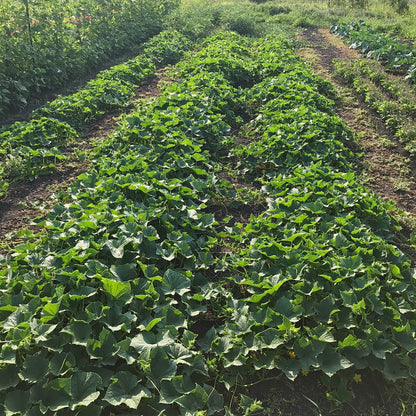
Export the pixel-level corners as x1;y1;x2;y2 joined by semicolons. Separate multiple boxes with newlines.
0;75;163;244
0;163;87;240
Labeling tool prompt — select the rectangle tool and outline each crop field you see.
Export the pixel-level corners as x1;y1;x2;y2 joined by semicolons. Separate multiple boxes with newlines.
0;0;178;118
2;0;416;415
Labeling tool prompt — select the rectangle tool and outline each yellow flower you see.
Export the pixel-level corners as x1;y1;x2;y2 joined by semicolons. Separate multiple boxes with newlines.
288;351;296;359
353;373;362;383
301;369;308;376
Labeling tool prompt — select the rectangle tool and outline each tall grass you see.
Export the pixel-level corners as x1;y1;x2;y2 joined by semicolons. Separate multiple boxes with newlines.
165;0;416;42
256;0;416;39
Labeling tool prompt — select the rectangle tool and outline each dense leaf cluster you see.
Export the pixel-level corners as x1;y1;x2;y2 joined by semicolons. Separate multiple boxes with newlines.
142;30;192;67
334;58;416;154
330;21;416;83
0;30;192;198
1;30;415;414
0;0;180;116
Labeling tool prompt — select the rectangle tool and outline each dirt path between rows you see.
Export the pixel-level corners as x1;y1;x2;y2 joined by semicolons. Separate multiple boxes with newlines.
0;77;162;244
299;27;416;256
300;28;416;211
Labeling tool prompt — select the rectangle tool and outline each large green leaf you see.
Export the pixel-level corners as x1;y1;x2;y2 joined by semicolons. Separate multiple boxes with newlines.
0;345;16;364
0;365;19;390
104;371;151;409
162;269;191;296
101;278;131;300
49;351;76;376
175;384;208;412
41;377;72;411
62;321;92;346
110;263;137;281
21;353;49;382
105;236;131;259
131;330;175;353
150;347;177;382
318;346;352;377
70;371;102;410
392;323;416;352
5;390;30;414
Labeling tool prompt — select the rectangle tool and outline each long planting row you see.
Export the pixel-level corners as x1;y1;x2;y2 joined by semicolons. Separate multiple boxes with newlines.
330;21;416;84
1;30;415;415
0;0;179;117
330;21;416;83
334;58;416;153
0;30;191;198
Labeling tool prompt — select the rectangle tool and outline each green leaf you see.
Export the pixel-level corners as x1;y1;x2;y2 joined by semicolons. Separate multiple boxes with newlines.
0;345;16;364
41;302;60;323
105;237;131;259
392;323;416;351
276;355;301;380
160;374;195;405
86;328;118;364
318;346;352;377
255;328;284;350
42;377;72;411
204;384;224;415
293;337;322;370
197;326;216;352
316;296;339;323
75;404;102;416
5;390;30;414
21;353;49;382
165;306;186;329
101;278;131;300
166;343;194;366
110;263;137;281
145;318;162;332
384;353;408;381
0;365;19;390
70;372;102;410
239;394;264;416
104;371;150;409
175;384;207;412
131;330;175;353
182;330;198;349
49;351;76;376
69;287;96;300
308;325;336;343
62;321;92;346
275;296;293;317
389;264;402;278
162;269;191;296
372;338;395;359
150;348;177;382
160;380;182;404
